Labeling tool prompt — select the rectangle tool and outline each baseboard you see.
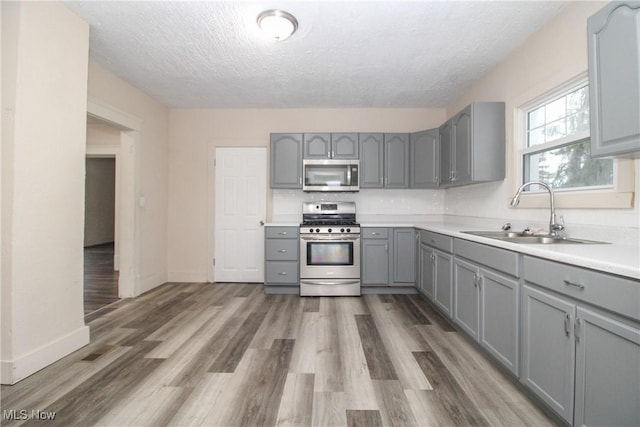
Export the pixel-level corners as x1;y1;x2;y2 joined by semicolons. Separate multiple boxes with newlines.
167;271;208;283
0;325;90;385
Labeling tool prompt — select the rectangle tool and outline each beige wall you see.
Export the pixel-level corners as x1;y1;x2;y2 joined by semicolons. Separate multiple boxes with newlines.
88;61;170;293
168;108;445;281
444;1;639;234
1;1;90;384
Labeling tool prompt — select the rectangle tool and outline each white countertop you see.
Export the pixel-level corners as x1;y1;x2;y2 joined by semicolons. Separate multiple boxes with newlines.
266;220;640;280
374;221;640;280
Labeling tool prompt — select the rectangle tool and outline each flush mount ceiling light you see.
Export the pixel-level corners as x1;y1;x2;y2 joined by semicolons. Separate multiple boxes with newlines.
257;9;298;41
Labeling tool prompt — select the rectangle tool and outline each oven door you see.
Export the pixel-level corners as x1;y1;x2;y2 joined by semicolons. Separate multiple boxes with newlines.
300;235;360;279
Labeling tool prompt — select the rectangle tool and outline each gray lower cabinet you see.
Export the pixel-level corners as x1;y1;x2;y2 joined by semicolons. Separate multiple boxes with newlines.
521;284;576;424
359;133;384;188
574;306;640;427
522;255;640;426
384;133;410;188
270;133;303;188
588;2;640;158
453;244;520;376
439;102;505;187
361;228;389;285
418;230;453;316
392;228;416;284
362;227;416;287
410;128;439;188
264;226;299;294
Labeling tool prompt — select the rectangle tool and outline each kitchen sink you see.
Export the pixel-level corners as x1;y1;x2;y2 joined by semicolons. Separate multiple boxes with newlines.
461;230;607;244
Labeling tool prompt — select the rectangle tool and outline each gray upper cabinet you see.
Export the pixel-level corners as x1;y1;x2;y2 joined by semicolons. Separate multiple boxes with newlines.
303;133;331;159
359;133;384;188
410;128;439;188
331;133;359;159
439;102;505;187
588;2;640;158
384;133;410;188
303;133;359;159
270;133;303;188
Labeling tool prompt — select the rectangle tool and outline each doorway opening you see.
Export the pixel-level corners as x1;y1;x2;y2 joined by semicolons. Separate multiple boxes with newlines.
84;156;118;314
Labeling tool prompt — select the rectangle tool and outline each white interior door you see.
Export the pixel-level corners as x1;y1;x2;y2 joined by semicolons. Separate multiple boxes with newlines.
214;147;267;282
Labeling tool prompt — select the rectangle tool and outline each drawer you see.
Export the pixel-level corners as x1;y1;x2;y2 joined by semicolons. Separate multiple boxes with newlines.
454;238;519;277
265;261;298;284
419;230;453;253
524;256;640;321
265;227;299;239
265;239;298;261
362;228;389;239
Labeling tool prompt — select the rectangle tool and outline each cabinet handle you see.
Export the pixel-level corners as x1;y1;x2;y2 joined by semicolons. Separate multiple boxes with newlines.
277;249;287;253
563;279;585;290
278;271;288;276
575;318;581;342
371;232;380;235
279;232;288;235
299;177;302;185
564;313;570;337
473;272;478;288
385;244;388;252
477;275;483;290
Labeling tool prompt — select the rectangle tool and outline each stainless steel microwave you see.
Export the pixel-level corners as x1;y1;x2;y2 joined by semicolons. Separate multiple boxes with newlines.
302;159;359;192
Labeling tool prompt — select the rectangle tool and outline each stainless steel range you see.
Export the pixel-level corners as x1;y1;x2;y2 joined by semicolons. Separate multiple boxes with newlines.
299;201;361;296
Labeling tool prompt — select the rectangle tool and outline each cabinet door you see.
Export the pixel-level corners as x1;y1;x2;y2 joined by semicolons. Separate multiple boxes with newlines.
359;133;384;188
331;133;359;159
419;244;434;299
439;121;453;186
384;133;410;188
453;258;480;339
361;239;389;285
588;2;640;158
433;250;453;317
452;107;472;184
574;307;640;427
521;285;575;424
410;128;439;188
303;133;331;159
479;269;519;375
270;133;303;188
392;228;415;284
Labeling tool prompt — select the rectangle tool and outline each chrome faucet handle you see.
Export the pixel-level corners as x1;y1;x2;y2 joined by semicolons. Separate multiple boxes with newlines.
501;222;512;231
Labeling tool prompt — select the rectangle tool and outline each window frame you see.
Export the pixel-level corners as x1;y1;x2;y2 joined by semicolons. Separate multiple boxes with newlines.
513;73;634;209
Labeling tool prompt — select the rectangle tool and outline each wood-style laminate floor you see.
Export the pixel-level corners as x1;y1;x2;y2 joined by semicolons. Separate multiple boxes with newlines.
84;243;119;314
1;283;556;426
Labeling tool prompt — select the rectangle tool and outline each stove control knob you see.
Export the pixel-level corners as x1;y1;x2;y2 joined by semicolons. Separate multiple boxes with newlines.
309;228;314;233
328;228;332;233
316;228;320;233
346;228;351;232
340;228;345;233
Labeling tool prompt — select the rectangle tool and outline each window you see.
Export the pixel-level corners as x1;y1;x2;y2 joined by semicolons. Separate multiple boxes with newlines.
522;83;614;192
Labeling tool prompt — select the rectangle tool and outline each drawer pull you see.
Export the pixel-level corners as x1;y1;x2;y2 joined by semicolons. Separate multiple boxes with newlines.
277;249;287;253
279;232;288;235
371;232;380;236
278;271;288;276
563;279;585;290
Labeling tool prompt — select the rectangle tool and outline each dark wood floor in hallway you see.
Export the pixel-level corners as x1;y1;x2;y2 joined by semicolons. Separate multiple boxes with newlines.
1;283;556;426
84;242;119;314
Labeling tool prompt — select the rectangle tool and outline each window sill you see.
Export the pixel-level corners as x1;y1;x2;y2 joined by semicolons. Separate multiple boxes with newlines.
507;190;634;209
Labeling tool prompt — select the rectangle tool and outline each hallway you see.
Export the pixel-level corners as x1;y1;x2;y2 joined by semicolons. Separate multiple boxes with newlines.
84;242;119;314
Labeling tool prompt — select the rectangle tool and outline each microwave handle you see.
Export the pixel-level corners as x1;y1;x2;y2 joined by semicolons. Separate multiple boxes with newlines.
347;164;351;184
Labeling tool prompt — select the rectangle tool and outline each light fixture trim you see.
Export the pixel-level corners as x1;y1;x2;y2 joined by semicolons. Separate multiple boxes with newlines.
257;9;298;41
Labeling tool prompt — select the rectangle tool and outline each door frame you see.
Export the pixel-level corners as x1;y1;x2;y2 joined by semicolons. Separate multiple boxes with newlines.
87;97;141;298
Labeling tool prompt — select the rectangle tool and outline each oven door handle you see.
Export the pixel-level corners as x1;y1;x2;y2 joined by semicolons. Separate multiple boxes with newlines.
300;280;361;286
300;236;360;242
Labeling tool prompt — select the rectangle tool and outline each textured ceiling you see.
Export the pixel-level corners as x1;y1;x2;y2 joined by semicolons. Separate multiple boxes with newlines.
65;1;568;109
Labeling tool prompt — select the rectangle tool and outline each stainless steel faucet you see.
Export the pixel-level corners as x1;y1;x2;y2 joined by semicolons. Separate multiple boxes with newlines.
510;181;565;238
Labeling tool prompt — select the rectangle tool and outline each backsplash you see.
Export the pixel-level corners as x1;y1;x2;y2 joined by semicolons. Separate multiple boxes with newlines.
271;189;445;222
